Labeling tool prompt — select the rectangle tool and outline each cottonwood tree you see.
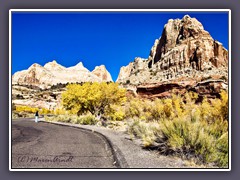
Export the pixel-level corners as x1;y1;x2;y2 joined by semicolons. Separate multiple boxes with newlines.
61;82;126;118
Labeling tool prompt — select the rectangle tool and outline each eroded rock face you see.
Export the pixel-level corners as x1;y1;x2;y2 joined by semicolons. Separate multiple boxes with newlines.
92;65;113;82
117;15;228;87
116;62;134;83
12;60;113;88
12;63;55;89
12;84;64;110
136;79;228;99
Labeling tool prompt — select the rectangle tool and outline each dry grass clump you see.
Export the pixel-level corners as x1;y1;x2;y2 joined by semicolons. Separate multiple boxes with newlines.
127;91;228;168
45;114;98;125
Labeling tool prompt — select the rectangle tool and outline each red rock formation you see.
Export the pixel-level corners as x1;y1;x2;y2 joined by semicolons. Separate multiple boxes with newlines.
136;79;227;99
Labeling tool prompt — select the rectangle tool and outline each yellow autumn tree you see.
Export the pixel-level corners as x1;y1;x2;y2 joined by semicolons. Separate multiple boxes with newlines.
61;82;126;118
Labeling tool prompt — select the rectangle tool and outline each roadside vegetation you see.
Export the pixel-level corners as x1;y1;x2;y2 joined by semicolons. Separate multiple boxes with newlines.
12;104;53;119
126;91;228;167
12;82;229;167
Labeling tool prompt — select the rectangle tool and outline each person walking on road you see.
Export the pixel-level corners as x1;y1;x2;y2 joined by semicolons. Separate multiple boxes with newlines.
35;111;39;123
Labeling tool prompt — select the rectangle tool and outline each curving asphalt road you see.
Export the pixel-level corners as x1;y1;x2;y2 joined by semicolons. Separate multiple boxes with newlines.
11;119;117;169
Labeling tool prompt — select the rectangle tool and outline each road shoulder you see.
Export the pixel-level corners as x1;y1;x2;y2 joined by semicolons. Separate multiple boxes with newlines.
41;120;193;168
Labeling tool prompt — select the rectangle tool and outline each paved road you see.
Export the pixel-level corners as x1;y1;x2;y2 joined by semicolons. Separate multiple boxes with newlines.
11;119;117;168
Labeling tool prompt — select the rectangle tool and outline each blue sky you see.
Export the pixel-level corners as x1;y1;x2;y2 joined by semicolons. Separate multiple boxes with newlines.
12;11;229;81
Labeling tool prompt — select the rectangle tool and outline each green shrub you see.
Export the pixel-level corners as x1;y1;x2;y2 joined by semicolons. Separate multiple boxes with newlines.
128;119;160;147
79;114;98;125
159;116;218;163
46;114;72;123
45;114;98;125
216;132;228;167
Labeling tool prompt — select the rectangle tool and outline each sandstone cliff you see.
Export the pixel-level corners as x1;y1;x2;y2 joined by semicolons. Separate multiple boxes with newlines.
117;15;228;86
116;15;228;98
12;60;113;88
12;63;55;89
116;62;134;82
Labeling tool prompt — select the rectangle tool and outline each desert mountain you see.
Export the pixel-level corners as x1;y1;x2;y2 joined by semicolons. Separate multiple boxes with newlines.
117;15;228;98
12;60;113;88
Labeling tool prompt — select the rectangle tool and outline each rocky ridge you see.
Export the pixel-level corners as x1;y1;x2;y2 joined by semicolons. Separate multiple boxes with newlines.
12;60;113;89
117;15;228;98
